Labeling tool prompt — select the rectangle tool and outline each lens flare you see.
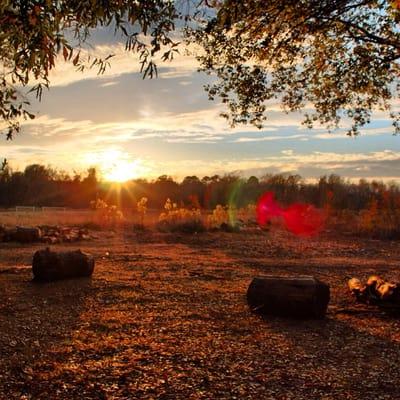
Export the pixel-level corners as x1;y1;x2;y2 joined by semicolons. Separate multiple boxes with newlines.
257;192;325;236
282;203;325;236
256;192;283;225
227;180;245;226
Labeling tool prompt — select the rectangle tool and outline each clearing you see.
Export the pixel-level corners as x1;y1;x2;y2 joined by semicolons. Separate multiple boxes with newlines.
0;228;400;399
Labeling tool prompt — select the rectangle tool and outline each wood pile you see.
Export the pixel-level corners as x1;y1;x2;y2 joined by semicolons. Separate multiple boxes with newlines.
39;225;90;244
0;226;41;243
0;225;91;244
348;275;400;309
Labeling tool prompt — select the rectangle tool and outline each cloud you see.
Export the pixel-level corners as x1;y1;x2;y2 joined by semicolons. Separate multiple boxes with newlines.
4;119;400;183
17;110;240;155
235;134;307;143
142;150;400;181
9;107;399;183
45;42;200;88
5;26;399;184
99;81;119;88
313;125;396;139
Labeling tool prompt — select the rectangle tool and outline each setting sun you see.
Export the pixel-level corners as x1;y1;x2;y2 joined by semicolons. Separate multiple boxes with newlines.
104;159;139;182
84;149;144;183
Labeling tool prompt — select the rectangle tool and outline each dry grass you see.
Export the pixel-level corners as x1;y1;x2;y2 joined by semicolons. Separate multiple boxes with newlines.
0;228;400;399
0;209;162;230
0;210;99;228
0;209;225;231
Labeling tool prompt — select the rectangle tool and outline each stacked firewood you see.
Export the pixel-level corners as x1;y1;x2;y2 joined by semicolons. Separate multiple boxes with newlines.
0;225;91;244
0;226;41;243
348;275;400;309
39;226;90;244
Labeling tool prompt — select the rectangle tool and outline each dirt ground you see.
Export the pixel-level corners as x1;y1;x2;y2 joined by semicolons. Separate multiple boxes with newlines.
1;228;400;399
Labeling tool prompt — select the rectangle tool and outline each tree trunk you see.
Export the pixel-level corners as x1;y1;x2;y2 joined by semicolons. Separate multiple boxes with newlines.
32;248;95;282
247;276;330;319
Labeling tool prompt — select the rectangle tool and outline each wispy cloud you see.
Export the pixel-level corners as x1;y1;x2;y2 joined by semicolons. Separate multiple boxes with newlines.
46;43;199;88
99;80;119;88
3;27;398;184
235;134;306;142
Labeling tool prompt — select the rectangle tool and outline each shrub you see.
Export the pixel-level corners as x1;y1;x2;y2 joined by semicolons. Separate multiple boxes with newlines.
207;205;229;229
136;197;148;225
358;197;400;239
90;198;124;226
237;203;257;224
207;203;256;230
157;198;205;233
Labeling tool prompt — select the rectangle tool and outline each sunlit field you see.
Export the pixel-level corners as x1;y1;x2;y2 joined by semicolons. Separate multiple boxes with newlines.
1;188;400;399
0;209;97;228
0;209;165;229
1;224;400;398
2;200;400;240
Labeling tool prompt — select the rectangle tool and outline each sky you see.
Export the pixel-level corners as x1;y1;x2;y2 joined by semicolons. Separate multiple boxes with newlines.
2;26;400;183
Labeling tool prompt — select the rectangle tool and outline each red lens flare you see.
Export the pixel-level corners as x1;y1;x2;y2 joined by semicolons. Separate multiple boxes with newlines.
256;192;283;225
282;203;325;237
257;192;325;236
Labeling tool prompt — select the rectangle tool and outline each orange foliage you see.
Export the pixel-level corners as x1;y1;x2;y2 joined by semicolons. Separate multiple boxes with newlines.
90;198;124;226
358;191;400;239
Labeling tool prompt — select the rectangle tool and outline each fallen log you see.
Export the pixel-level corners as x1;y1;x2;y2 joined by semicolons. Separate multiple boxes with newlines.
348;275;400;308
32;248;95;282
2;227;17;242
14;226;41;243
247;276;330;319
2;226;41;243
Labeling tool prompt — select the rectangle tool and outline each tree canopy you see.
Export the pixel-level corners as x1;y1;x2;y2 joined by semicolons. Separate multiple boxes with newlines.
1;0;400;139
0;0;179;139
190;0;400;135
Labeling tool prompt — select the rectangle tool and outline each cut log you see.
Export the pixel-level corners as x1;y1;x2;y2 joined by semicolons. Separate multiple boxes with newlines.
247;276;330;319
42;235;59;244
348;278;367;302
3;227;41;242
32;248;95;282
348;275;400;308
2;227;16;242
14;226;41;243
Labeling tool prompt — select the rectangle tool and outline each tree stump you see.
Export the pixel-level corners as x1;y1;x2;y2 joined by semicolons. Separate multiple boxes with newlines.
247;276;330;319
32;248;95;282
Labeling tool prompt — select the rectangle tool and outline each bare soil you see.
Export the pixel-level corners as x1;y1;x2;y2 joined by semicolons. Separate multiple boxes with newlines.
1;228;400;399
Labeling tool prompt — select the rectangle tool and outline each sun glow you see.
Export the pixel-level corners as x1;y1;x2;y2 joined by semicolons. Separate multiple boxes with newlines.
84;149;144;183
104;160;139;182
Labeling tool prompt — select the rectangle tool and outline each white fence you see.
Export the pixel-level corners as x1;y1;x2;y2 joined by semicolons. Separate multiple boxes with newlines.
15;206;36;212
41;207;67;212
15;206;67;212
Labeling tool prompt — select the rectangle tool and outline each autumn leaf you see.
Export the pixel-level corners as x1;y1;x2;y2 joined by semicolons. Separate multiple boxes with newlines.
72;52;80;66
62;46;68;61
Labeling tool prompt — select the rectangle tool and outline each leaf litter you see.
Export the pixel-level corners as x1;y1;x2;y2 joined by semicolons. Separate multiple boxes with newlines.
0;229;400;399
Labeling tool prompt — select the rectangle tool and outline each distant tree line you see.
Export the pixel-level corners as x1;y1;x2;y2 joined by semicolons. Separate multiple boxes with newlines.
0;164;399;211
0;164;98;208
